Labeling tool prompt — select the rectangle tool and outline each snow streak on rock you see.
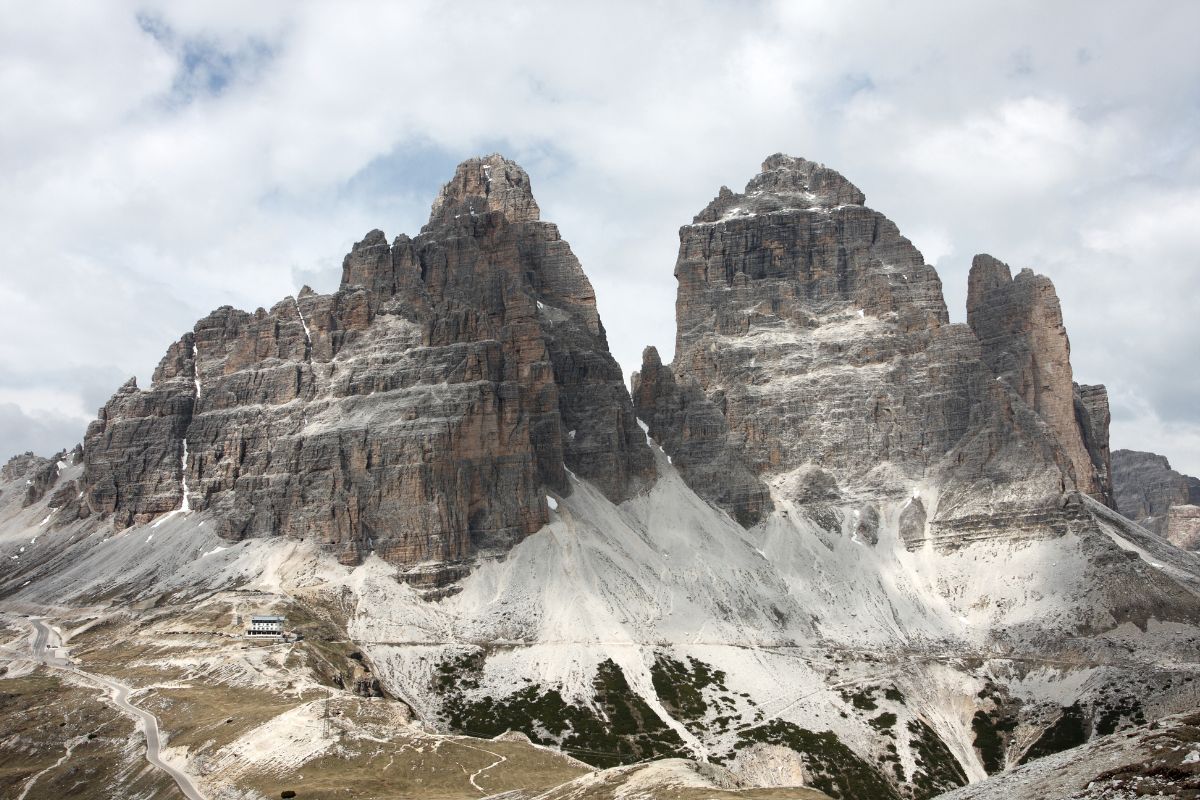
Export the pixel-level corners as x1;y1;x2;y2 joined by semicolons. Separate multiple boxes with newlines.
192;343;201;399
293;295;311;355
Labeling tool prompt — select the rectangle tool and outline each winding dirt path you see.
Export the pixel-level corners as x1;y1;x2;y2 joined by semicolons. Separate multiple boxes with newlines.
448;737;510;793
26;617;206;800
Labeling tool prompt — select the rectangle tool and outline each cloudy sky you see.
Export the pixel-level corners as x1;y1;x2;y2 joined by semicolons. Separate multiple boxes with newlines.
2;1;1198;475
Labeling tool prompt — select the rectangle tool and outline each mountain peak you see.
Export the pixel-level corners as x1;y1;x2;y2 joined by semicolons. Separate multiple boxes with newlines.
427;153;541;226
751;153;866;205
693;153;866;223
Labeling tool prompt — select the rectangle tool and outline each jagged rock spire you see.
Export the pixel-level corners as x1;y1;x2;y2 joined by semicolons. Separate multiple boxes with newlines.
967;253;1108;500
693;154;866;223
427;154;541;226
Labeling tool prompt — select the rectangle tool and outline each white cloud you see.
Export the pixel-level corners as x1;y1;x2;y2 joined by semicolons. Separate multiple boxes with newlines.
907;97;1103;192
0;403;86;461
0;0;1197;477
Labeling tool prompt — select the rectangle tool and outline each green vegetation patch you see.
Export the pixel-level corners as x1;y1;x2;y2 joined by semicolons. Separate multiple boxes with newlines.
970;709;1016;775
649;652;744;738
435;653;688;768
869;712;897;736
1095;694;1146;736
651;653;726;718
735;719;899;800
840;686;878;711
1018;702;1089;764
906;718;968;799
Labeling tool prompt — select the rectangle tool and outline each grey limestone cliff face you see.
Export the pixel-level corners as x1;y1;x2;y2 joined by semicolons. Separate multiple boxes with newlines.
966;254;1109;502
635;154;1102;546
1112;449;1200;542
631;345;772;526
81;154;653;583
1074;382;1113;504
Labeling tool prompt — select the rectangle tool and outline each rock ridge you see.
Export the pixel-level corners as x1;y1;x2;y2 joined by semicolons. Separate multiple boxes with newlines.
966;253;1109;502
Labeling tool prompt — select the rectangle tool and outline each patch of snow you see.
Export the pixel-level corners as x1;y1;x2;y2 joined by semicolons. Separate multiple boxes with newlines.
293;296;312;349
153;439;193;527
192;343;201;399
547;496;558;511
179;439;192;514
857;309;865;318
635;418;653;446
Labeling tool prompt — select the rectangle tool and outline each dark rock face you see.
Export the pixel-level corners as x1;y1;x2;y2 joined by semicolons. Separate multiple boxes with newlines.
1074;383;1113;505
1112;449;1200;538
637;154;1083;544
966;254;1107;501
631;346;771;526
663;155;961;488
85;376;194;525
80;155;653;580
676;154;948;359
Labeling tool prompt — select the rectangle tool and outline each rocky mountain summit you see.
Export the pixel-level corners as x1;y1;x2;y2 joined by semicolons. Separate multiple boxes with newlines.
635;155;1115;551
79;154;653;584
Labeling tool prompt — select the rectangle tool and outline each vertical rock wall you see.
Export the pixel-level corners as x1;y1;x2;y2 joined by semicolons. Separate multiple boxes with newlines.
966;254;1107;500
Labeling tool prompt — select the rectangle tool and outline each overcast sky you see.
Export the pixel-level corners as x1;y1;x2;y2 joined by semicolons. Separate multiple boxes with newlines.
1;1;1198;476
